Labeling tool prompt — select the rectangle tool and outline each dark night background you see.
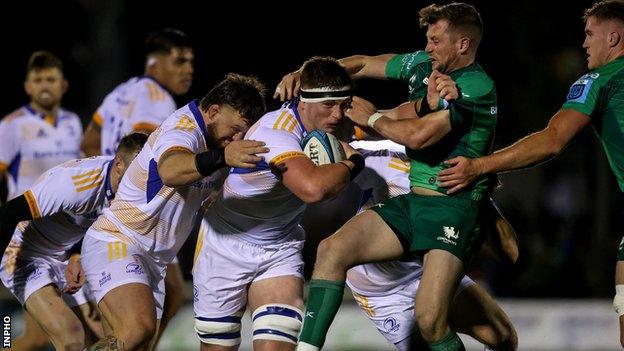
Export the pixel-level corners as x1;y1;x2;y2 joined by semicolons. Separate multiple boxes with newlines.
0;0;619;299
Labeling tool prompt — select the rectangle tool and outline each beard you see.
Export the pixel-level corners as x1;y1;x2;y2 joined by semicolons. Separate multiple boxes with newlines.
205;122;220;149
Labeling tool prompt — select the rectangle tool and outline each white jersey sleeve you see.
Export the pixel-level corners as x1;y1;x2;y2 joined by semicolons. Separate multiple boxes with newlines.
24;157;112;219
252;124;304;166
152;113;205;162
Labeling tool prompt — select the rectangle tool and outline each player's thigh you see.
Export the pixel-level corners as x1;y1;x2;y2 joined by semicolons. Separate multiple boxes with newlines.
14;311;51;350
164;261;185;306
72;300;105;341
98;283;157;332
320;210;403;266
24;284;85;341
248;275;304;312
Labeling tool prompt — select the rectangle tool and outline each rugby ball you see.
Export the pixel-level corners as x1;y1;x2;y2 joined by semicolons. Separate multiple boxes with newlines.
301;130;346;165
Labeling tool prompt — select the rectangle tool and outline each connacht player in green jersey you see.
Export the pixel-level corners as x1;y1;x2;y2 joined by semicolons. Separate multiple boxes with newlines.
277;3;506;351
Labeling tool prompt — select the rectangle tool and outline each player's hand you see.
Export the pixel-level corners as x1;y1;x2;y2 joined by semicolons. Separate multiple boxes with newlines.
273;70;302;101
427;70;458;110
64;254;85;294
225;140;269;168
437;156;485;193
346;96;378;127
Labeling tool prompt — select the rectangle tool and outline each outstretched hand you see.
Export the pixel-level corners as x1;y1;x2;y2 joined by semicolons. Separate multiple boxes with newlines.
273;70;302;102
437;156;484;193
225;140;269;168
64;254;85;294
345;96;378;127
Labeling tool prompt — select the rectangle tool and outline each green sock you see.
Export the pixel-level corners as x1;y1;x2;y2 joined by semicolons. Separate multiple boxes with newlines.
428;331;465;351
298;279;345;348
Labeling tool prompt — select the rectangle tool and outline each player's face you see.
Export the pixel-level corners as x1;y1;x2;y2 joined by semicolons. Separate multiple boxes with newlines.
304;98;352;133
24;67;66;111
207;104;250;148
583;16;611;70
425;19;460;73
159;47;194;95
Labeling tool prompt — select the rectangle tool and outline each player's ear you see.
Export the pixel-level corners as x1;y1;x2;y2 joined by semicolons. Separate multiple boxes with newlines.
609;31;621;47
205;104;220;123
458;36;470;54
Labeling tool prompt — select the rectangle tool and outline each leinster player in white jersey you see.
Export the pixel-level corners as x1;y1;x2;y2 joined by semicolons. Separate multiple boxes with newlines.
81;74;268;351
192;57;365;351
0;133;147;350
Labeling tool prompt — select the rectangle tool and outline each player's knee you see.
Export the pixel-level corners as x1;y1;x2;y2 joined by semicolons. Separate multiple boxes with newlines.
194;312;243;347
316;237;349;269
46;318;86;350
117;316;156;348
251;304;303;345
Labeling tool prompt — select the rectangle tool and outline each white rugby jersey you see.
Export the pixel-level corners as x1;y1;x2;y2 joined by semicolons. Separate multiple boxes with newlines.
94;76;176;156
347;146;424;296
89;100;220;263
0;105;82;200
15;156;114;259
206;100;309;245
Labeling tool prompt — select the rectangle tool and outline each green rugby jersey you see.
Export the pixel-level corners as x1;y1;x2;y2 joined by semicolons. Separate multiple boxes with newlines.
385;51;498;200
562;56;624;192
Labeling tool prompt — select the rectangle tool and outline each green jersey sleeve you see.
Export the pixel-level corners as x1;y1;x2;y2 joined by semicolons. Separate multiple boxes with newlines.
561;73;601;116
385;51;431;82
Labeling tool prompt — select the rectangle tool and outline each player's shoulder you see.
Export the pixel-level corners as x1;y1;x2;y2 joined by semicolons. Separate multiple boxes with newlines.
58;155;112;173
39;156;112;193
134;76;173;102
57;108;81;122
456;65;495;99
252;103;302;137
1;106;33;124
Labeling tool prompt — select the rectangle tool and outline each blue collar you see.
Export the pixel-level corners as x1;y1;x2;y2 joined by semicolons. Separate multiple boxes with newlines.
104;160;114;201
188;99;209;145
288;99;307;135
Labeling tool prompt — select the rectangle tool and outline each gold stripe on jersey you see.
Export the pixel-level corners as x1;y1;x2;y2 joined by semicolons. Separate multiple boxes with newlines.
107;241;128;262
388;157;410;173
354;126;365;140
0;161;7;173
147;82;165;101
76;181;103;193
352;292;375;317
109;199;173;237
23;190;41;219
193;224;205;268
175;115;196;131
270;151;307;165
272;111;289;130
72;168;102;180
73;174;103;186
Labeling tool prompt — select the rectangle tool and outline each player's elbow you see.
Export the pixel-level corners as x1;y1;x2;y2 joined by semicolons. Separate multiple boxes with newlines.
293;179;328;203
404;132;428;150
159;170;184;187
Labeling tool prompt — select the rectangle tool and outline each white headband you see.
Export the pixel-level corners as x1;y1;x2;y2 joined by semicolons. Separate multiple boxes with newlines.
299;86;352;103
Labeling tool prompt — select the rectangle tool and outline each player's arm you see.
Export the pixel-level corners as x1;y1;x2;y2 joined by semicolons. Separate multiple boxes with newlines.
348;95;451;149
437;109;591;193
277;152;363;203
82;115;102;156
274;54;396;101
158;140;269;187
0;195;33;253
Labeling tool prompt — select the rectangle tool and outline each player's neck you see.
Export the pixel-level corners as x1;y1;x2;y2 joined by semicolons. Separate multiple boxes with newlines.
445;55;475;74
29;102;59;118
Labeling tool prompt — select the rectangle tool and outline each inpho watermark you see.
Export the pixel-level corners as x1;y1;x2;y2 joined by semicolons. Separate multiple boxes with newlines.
2;316;10;348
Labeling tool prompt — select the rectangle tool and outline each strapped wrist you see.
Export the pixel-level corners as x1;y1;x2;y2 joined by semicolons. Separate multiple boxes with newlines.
195;148;226;177
367;112;384;128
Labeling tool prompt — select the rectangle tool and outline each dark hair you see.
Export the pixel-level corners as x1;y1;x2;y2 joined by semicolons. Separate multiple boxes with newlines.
115;132;148;160
144;28;192;57
199;73;267;123
26;51;63;75
300;56;352;90
584;0;624;23
419;2;483;47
